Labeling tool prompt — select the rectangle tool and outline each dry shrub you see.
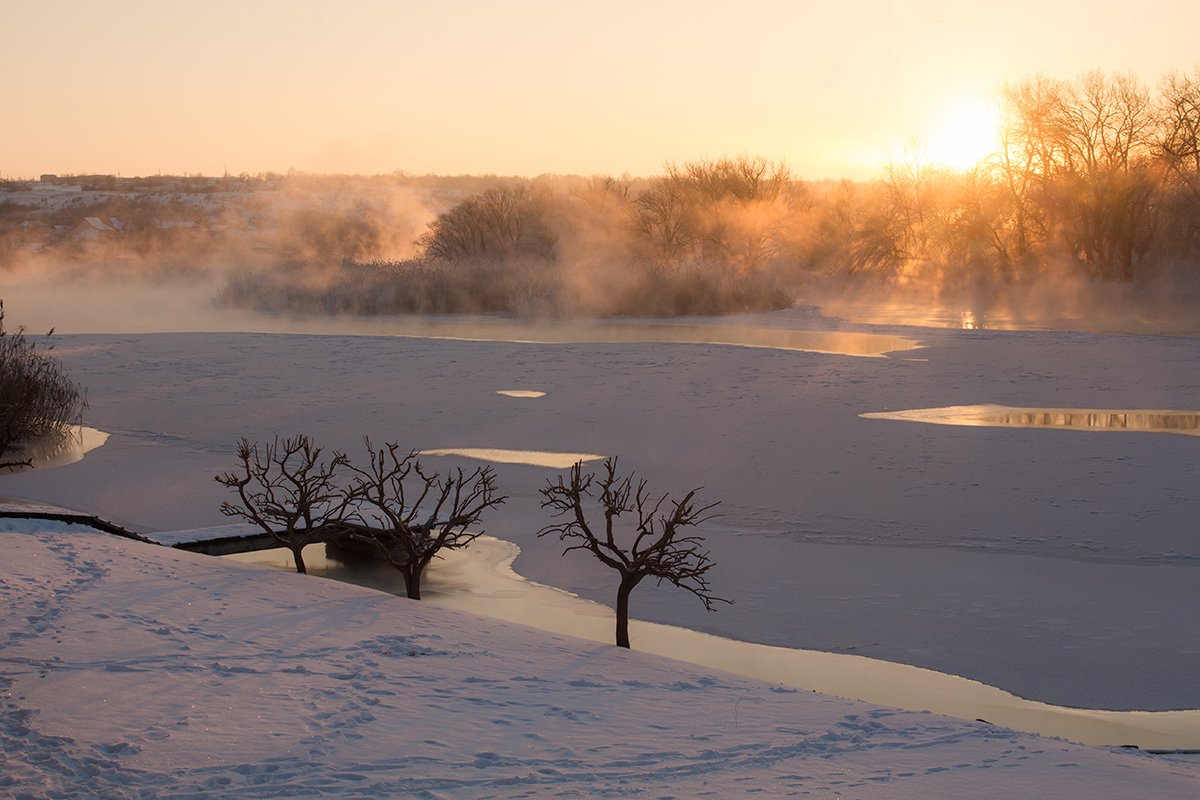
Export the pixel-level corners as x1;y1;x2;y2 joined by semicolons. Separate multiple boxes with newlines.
0;302;86;468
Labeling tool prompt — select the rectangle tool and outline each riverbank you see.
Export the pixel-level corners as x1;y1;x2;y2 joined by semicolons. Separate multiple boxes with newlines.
233;535;1200;750
5;520;1198;798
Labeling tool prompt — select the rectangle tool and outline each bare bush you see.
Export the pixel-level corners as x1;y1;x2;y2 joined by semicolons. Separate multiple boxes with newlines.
0;300;86;471
418;185;556;262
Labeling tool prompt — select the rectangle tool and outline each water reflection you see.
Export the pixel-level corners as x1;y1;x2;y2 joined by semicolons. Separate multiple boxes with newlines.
994;410;1200;433
1;426;110;472
228;538;1200;749
822;299;1200;337
365;320;917;357
862;405;1200;436
3;282;919;357
960;310;984;330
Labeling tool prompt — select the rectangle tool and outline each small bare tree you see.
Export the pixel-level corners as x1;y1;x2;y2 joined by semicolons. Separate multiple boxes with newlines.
215;435;349;574
539;458;729;648
340;441;507;600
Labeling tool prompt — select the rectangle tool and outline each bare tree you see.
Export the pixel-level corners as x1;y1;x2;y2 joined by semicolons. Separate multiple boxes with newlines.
215;435;349;574
1158;70;1200;200
418;185;555;262
1154;70;1200;259
633;157;795;269
539;458;729;649
995;73;1159;281
633;176;695;265
340;441;507;600
883;145;936;263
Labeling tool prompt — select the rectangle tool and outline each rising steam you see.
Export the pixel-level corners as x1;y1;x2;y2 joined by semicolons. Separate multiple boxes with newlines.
6;70;1200;333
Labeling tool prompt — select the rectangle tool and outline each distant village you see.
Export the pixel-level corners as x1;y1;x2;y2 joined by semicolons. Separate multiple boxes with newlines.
0;172;512;268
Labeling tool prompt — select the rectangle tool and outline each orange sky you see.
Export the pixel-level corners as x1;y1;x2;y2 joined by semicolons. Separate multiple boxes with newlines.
3;1;1198;180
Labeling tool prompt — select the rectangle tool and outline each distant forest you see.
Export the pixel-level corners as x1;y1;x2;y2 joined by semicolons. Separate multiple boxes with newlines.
5;70;1200;318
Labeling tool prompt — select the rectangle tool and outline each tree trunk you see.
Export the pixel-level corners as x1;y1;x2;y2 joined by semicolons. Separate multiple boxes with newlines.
291;544;308;574
403;564;421;600
614;575;640;649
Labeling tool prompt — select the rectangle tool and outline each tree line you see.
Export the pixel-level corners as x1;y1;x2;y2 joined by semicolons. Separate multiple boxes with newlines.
215;70;1200;320
852;70;1200;291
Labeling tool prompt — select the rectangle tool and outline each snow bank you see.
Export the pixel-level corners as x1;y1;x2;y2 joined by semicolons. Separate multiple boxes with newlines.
234;536;1200;750
4;526;1197;798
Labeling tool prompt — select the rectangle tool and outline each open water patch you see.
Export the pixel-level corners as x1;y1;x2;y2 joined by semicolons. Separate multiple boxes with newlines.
330;319;917;357
1;426;110;473
861;405;1200;437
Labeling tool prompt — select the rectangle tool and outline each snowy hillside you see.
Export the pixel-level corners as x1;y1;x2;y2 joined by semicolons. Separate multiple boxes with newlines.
4;521;1198;798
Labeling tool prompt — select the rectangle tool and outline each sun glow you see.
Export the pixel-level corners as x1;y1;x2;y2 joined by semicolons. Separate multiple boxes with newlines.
924;99;1002;171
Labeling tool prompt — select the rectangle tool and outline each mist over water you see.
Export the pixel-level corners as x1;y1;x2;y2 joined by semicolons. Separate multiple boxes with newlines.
0;275;918;357
6;171;1200;339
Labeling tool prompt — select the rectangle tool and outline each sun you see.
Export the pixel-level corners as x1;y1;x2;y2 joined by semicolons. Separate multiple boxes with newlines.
924;99;1001;172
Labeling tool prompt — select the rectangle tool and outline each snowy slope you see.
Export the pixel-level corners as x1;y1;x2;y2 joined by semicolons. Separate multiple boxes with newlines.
3;523;1198;799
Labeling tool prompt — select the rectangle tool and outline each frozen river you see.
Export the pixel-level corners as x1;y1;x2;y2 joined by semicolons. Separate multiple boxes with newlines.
2;295;1198;713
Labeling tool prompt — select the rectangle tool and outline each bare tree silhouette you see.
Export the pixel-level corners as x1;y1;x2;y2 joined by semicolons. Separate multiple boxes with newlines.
539;458;729;648
340;441;507;600
215;435;349;574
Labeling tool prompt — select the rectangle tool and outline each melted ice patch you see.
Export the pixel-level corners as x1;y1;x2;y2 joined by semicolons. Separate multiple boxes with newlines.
422;448;602;469
3;426;110;472
495;390;546;398
861;405;1200;436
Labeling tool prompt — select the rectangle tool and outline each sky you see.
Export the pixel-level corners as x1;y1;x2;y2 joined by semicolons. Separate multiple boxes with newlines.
3;0;1199;180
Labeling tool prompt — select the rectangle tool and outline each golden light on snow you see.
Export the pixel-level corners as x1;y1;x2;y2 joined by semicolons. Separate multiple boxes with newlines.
422;448;603;469
495;390;546;398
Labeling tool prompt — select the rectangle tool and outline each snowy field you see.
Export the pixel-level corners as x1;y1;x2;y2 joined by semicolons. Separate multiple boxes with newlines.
3;520;1199;798
2;290;1199;794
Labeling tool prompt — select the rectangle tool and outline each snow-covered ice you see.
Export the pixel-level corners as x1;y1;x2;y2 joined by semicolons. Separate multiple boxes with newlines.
3;312;1197;712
